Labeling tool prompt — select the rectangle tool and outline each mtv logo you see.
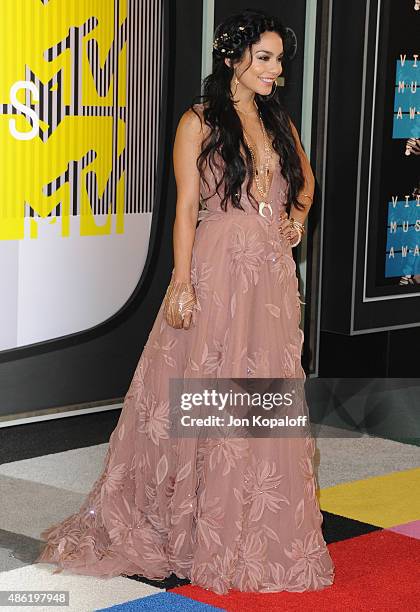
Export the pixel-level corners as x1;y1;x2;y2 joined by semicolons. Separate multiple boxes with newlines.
0;0;164;351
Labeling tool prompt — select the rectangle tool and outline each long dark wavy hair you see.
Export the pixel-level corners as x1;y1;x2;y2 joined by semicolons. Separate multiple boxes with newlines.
190;8;306;215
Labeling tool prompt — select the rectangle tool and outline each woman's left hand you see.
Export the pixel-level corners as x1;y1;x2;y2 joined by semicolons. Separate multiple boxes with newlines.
278;211;302;246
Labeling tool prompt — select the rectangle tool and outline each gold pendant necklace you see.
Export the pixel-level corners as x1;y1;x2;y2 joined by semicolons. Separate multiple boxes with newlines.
242;112;273;218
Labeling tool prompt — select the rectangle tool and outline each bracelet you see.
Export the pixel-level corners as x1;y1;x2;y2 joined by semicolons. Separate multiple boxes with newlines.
289;231;303;248
300;193;313;203
289;217;306;235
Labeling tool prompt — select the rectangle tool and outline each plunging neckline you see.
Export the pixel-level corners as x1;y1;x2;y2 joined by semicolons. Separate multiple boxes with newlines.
239;139;279;204
249;158;278;205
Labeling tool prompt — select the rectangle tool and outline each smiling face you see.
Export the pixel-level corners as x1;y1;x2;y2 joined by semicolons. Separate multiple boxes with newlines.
226;30;284;96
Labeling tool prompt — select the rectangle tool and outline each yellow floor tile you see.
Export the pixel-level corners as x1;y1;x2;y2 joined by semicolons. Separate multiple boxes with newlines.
318;467;420;528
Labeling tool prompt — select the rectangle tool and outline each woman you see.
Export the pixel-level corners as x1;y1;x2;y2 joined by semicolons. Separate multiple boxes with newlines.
36;9;335;595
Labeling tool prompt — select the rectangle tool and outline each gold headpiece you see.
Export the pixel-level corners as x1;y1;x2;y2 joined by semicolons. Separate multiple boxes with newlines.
213;25;245;55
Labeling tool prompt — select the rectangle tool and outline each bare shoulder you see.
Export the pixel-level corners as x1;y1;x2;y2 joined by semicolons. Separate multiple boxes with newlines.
287;115;300;138
173;106;207;205
287;115;312;171
176;104;211;143
178;106;203;134
287;115;305;152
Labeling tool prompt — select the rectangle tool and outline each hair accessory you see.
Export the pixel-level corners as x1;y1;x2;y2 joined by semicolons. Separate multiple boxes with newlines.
213;25;246;55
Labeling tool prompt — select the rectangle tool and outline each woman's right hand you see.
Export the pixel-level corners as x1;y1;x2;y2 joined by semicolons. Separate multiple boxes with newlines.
163;276;197;330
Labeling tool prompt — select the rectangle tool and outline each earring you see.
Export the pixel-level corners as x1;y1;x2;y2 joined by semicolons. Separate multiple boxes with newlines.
232;76;239;96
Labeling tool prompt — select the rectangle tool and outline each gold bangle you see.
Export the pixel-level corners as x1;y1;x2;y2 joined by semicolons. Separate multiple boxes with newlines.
289;217;305;235
289;232;303;247
295;194;313;207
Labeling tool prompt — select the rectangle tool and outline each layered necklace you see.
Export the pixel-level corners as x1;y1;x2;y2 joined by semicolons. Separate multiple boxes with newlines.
238;101;273;219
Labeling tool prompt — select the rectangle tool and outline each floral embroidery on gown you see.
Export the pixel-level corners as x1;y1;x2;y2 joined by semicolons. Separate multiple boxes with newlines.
36;122;335;594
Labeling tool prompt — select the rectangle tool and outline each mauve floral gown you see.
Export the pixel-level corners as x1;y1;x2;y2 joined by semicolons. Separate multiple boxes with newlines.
36;145;335;595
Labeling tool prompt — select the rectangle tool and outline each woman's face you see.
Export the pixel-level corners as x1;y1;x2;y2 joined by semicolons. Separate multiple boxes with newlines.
226;30;284;96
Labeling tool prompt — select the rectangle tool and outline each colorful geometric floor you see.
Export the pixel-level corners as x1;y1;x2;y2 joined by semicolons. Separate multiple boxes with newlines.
0;412;419;611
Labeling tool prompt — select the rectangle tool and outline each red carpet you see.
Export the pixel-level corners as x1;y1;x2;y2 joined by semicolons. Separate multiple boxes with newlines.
172;530;420;611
